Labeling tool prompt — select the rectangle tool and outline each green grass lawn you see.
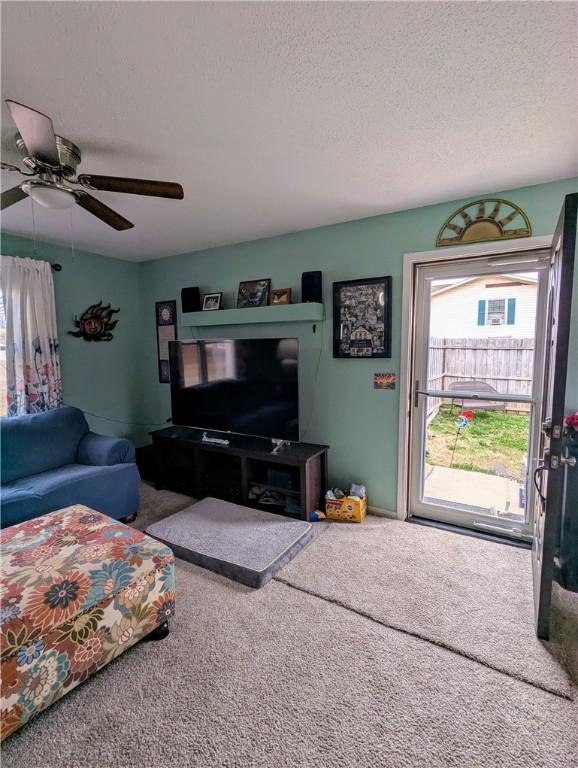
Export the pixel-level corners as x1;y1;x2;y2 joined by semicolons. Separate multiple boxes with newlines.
427;404;529;478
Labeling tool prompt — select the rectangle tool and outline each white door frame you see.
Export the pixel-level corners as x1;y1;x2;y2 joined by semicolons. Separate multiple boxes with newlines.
396;235;553;522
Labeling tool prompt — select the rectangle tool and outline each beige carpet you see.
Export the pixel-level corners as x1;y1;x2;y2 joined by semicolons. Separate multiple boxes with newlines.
132;481;194;531
279;519;574;699
3;485;577;767
4;559;578;768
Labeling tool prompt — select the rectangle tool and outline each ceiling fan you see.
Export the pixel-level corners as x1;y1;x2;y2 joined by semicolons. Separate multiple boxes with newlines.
1;100;184;230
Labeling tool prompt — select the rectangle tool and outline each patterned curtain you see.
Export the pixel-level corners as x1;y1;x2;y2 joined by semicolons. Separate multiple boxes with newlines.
0;256;63;416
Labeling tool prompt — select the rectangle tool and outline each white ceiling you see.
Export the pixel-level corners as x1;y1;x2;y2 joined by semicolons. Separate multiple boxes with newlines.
1;1;577;262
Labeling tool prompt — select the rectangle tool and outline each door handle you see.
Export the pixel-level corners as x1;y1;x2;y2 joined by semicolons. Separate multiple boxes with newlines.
533;464;547;506
561;455;577;468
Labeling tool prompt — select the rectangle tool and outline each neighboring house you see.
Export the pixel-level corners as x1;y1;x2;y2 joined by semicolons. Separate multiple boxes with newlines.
430;274;537;339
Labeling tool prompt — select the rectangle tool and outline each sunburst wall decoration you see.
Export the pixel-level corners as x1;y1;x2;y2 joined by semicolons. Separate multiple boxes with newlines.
69;301;120;342
436;199;531;247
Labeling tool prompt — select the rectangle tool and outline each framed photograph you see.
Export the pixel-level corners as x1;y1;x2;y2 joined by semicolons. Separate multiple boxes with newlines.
237;278;271;308
155;300;177;383
374;373;397;390
202;292;222;311
333;276;392;358
270;288;292;305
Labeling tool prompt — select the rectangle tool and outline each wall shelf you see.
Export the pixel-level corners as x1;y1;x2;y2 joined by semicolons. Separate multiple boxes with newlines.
181;302;324;327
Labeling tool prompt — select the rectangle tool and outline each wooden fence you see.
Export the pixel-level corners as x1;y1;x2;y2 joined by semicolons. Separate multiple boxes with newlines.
427;337;534;419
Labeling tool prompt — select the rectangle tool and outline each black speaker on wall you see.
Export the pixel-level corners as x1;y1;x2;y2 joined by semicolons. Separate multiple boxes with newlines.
301;271;323;303
181;286;201;313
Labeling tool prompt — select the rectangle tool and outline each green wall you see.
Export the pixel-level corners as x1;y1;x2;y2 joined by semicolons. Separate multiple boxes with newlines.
0;233;142;440
138;177;578;511
2;177;576;510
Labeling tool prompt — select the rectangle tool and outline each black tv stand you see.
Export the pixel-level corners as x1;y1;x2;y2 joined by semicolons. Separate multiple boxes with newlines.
150;427;329;522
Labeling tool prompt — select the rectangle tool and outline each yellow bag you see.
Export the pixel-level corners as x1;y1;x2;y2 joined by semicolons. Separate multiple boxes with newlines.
325;495;367;523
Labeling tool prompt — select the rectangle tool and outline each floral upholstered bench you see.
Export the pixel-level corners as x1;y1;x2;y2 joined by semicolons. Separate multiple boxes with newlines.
0;505;175;741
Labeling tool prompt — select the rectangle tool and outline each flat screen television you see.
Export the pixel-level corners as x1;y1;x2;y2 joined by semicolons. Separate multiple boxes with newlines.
169;338;299;441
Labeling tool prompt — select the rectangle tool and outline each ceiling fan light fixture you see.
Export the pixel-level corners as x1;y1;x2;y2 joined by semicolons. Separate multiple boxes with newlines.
3;99;182;228
22;180;76;209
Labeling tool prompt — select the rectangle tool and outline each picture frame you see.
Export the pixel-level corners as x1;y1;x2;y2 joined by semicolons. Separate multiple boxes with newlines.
155;300;177;383
202;292;223;311
270;288;292;305
374;373;397;390
333;276;392;358
237;278;271;308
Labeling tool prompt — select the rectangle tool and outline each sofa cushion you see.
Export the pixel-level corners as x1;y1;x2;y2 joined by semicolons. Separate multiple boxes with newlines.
1;463;140;528
1;407;89;483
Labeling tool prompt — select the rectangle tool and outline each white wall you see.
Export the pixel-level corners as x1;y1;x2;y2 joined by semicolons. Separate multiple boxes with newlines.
430;277;537;339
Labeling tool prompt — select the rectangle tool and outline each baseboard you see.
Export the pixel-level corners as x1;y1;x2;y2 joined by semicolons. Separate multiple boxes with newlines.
368;505;397;519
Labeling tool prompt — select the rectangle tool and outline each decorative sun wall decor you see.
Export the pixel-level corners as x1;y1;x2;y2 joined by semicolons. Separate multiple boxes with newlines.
436;199;531;247
69;301;120;341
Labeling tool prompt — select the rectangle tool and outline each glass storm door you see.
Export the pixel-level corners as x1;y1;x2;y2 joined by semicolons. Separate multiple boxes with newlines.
408;250;549;540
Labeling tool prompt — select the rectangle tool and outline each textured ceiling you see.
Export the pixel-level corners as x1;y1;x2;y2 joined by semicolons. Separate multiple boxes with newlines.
1;1;577;261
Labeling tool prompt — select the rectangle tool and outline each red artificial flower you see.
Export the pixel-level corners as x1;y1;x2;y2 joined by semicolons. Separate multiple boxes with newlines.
462;411;474;421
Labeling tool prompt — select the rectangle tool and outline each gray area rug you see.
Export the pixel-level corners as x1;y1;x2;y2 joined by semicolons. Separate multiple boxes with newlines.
279;519;574;699
145;497;313;588
4;559;577;768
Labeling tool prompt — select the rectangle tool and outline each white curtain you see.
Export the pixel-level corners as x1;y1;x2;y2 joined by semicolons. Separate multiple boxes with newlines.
0;256;63;416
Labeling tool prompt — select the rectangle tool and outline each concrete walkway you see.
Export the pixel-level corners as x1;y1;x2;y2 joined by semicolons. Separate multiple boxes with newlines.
424;464;525;518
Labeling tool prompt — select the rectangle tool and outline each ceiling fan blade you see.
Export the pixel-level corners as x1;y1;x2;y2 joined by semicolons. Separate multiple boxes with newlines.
5;100;60;166
76;193;134;231
1;185;27;211
78;174;184;199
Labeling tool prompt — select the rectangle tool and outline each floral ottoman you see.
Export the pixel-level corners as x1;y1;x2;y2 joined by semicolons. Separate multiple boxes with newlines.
0;505;175;741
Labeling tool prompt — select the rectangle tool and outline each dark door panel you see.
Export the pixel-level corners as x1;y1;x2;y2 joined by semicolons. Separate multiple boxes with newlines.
532;193;577;638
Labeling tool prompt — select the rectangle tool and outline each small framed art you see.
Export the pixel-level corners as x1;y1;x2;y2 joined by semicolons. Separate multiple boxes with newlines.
237;278;271;308
270;288;292;305
374;373;397;390
155;300;177;383
202;292;222;311
333;276;392;358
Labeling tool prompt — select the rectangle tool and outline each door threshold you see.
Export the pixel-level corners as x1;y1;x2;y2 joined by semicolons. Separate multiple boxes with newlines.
408;516;531;549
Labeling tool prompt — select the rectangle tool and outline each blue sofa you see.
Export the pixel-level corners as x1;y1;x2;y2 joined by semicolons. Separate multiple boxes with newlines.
1;407;140;528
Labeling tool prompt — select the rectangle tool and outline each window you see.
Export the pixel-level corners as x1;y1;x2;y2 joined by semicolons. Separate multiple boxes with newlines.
0;256;62;415
487;299;506;325
477;298;516;326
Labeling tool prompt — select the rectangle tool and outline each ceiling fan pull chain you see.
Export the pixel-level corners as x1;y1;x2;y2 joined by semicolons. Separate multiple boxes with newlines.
69;206;76;264
30;195;38;259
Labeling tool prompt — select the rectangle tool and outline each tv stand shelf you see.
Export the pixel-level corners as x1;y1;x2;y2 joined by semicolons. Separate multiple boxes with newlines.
150;427;329;522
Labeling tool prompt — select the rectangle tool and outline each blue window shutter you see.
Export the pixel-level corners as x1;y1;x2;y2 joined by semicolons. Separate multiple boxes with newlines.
477;299;486;326
507;298;516;325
